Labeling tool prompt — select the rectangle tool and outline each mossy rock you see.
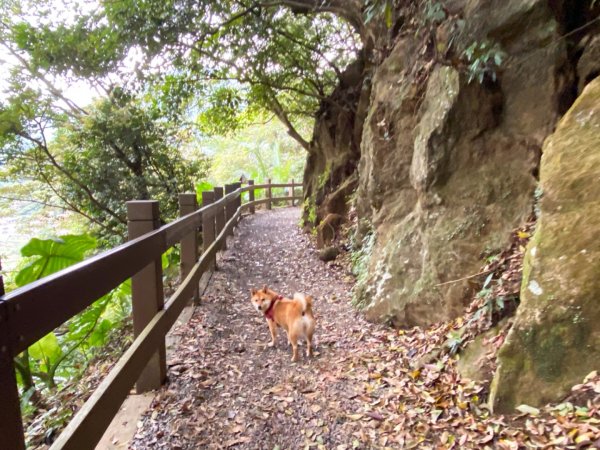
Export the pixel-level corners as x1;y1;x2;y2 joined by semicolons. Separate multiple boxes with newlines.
457;320;508;382
318;246;340;262
491;76;600;412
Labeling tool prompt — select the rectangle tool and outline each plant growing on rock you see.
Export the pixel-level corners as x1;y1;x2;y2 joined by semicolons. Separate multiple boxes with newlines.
463;40;506;84
351;230;376;309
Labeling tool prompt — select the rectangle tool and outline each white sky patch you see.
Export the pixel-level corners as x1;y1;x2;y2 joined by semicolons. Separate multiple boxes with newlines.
0;0;146;107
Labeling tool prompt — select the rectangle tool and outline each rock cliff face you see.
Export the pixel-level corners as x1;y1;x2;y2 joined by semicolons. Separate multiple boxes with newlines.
302;0;599;412
355;0;568;327
490;76;600;412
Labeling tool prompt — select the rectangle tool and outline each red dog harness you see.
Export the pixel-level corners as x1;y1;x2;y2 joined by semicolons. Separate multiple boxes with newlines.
264;295;283;320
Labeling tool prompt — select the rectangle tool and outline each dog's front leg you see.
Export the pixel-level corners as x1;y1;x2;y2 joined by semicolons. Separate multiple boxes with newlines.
267;319;277;347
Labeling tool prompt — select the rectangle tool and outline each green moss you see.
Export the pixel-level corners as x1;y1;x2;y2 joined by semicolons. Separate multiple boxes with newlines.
525;327;565;381
317;163;332;190
517;317;590;383
412;268;438;296
351;231;376;310
301;197;317;227
442;206;485;241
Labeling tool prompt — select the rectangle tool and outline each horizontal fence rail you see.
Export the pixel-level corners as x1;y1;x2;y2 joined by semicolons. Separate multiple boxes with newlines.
0;179;302;450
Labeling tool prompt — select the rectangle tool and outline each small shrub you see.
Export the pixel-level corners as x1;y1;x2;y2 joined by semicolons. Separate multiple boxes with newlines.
463;40;506;84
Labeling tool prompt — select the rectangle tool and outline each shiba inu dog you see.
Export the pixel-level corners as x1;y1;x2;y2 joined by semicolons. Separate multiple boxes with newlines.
250;286;315;362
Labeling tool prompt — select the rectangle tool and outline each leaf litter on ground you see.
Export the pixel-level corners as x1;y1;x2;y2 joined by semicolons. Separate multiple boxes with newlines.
125;209;599;450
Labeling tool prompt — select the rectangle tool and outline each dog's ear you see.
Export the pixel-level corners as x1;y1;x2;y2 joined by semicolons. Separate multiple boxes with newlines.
250;288;257;296
262;284;268;292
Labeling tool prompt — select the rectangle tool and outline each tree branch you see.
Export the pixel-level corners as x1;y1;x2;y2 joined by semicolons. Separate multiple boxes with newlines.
29;151;120;235
1;41;88;118
261;0;365;39
274;28;343;80
264;86;311;150
0;195;71;211
18;122;126;225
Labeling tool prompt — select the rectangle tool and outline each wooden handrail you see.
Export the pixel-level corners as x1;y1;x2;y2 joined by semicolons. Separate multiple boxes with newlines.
0;187;241;354
0;179;302;450
49;208;242;450
240;182;300;192
2;230;168;354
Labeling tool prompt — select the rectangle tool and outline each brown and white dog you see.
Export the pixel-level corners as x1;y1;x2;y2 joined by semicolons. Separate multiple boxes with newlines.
250;286;315;362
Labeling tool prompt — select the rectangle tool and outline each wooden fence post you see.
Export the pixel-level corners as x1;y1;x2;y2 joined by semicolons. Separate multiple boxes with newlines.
224;184;236;236
0;257;4;297
179;193;198;303
0;257;26;450
233;182;241;223
248;180;255;214
267;178;272;210
290;179;295;207
127;200;166;393
213;187;226;250
0;309;25;450
202;191;216;269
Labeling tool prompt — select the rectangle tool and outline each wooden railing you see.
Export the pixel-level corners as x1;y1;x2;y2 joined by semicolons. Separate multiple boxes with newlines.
0;179;302;450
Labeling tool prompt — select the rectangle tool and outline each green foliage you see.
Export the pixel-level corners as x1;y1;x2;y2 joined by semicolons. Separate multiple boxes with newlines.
1;1;352;244
195;181;214;194
468;273;518;328
196;85;260;136
1;85;209;241
424;0;447;24
195;180;215;205
364;0;394;28
317;164;332;190
201;121;306;186
444;330;464;355
12;234;131;393
161;246;180;285
21;0;357;148
11;17;126;77
14;235;96;287
463;40;506;84
302;197;318;227
28;332;62;375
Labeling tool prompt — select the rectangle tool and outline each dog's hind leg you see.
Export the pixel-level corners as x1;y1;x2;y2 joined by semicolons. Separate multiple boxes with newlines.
306;327;314;358
305;316;315;357
289;332;299;362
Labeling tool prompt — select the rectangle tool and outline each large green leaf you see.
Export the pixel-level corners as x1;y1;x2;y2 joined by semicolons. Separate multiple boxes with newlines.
67;295;110;342
28;332;62;367
15;234;97;287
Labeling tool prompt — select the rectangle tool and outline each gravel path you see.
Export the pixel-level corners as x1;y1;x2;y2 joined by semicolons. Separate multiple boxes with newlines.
129;207;384;450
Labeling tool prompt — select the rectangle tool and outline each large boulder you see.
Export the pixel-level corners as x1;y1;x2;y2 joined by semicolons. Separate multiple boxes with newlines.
490;76;600;412
356;0;565;327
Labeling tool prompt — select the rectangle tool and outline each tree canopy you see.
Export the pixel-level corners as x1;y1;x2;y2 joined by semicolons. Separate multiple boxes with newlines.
0;0;364;239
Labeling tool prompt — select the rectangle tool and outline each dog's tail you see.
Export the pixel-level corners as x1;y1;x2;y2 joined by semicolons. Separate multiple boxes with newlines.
293;292;313;315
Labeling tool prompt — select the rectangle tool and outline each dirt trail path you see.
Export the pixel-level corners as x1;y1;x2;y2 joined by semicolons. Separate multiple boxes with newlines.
129;207;386;449
128;207;600;450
